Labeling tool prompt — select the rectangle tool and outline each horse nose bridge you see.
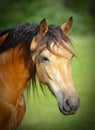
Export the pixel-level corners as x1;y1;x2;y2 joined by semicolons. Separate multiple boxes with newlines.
60;81;76;97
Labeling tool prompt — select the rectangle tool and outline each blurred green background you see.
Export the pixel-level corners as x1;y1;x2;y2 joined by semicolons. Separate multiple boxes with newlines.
0;0;95;130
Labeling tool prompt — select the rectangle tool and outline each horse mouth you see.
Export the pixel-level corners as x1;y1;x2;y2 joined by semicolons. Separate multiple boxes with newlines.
58;104;76;115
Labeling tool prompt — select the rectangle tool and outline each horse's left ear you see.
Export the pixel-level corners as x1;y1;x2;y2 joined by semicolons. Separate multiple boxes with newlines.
0;33;8;45
39;18;48;35
61;17;73;34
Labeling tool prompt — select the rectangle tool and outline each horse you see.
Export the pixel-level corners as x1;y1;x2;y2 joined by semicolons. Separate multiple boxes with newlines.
0;17;80;130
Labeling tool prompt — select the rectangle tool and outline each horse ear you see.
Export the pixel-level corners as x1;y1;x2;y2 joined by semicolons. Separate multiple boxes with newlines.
30;37;37;52
39;18;48;35
61;17;73;34
0;33;8;45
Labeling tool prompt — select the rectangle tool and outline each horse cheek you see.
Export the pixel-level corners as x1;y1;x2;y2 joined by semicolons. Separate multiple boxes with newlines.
36;64;46;84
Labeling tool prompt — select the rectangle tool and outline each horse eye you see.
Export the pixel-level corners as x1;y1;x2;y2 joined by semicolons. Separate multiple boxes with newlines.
41;56;49;62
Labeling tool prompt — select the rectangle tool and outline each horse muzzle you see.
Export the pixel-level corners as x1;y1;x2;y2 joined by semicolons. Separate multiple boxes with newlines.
56;90;80;115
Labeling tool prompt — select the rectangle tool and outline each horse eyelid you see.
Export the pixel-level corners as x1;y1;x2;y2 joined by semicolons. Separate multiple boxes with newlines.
41;56;50;62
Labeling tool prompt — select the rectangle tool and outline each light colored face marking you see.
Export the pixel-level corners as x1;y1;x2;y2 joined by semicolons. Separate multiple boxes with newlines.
30;17;80;115
35;42;74;95
33;42;79;115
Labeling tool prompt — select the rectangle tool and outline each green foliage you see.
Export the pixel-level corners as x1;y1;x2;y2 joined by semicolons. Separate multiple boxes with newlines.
68;0;90;13
0;0;94;34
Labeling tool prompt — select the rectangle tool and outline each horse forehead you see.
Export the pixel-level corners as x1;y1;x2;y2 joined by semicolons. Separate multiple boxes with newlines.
41;50;71;70
42;44;72;60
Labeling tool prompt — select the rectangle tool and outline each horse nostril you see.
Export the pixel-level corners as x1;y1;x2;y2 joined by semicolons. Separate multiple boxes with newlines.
62;97;80;114
63;99;71;112
66;97;80;111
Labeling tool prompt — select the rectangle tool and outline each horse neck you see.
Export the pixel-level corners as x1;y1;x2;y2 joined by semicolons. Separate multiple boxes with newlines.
0;50;32;97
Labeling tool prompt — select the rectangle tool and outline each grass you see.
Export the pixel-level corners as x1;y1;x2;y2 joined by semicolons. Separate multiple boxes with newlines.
0;0;95;130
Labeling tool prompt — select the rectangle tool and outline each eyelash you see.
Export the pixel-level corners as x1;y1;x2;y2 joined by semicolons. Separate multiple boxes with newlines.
41;56;49;62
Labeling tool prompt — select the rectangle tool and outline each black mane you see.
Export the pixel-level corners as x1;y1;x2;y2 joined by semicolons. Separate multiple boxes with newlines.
0;23;39;54
0;22;72;57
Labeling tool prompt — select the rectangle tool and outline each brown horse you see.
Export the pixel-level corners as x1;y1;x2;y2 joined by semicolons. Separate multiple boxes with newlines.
0;17;80;130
